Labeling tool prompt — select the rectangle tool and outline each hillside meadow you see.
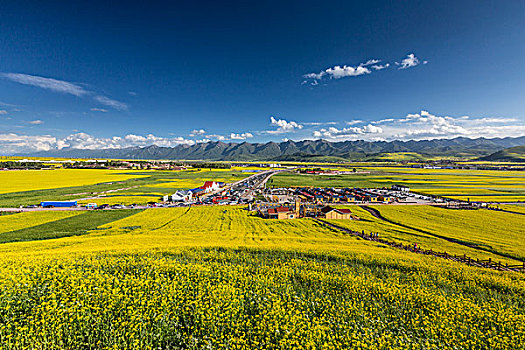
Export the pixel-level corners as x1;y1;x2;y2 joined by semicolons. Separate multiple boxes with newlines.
0;206;524;349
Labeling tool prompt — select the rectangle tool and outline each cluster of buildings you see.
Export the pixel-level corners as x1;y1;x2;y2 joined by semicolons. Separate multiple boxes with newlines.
257;201;356;220
297;168;361;176
162;181;223;202
391;184;410;192
293;187;395;204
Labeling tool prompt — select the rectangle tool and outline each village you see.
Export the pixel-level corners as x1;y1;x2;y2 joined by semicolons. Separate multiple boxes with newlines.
22;166;487;216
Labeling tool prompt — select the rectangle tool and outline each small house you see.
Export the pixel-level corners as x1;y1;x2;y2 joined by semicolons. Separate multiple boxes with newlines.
172;190;193;202
268;206;296;220
321;206;354;220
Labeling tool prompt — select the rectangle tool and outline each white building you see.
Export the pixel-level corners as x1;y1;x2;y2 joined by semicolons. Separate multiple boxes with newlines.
392;184;410;192
163;190;193;202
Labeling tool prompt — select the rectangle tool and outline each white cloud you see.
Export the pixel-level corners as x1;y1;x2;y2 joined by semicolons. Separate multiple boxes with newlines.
472;117;518;123
2;73;127;111
28;120;44;125
189;129;206;136
93;95;128;111
303;121;338;126
266;116;303;134
58;133;195;150
345;120;363;125
372;118;395;124
2;73;89;96
0;133;58;153
197;132;254;141
371;63;390;70
230;132;254;140
325;65;371;79
396;53;424;69
304;63;371;81
90;108;108;112
313;124;383;139
207;134;227;141
0;110;7;115
0;132;201;154
303;58;391;84
363;59;381;66
311;110;525;141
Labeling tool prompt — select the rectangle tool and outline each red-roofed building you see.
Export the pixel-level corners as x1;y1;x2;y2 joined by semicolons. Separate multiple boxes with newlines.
321;206;354;220
200;181;221;193
267;206;297;219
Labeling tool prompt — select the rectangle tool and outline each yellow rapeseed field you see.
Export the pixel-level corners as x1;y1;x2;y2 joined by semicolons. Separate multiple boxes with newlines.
376;205;525;261
329;206;522;264
0;206;524;349
0;169;149;194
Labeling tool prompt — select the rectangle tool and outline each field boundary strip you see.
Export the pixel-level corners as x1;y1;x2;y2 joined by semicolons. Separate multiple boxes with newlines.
314;219;525;274
492;208;525;216
0;209;142;244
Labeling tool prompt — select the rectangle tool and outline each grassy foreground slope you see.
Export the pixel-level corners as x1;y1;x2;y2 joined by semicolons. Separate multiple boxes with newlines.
0;207;523;349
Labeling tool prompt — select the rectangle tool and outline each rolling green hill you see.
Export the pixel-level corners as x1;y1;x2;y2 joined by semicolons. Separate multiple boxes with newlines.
478;145;525;162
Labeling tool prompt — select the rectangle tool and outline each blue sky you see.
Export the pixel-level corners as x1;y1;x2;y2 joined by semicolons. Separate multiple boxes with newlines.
1;0;524;153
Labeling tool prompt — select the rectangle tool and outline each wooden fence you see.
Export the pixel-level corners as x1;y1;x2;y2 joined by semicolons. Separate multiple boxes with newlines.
315;219;525;273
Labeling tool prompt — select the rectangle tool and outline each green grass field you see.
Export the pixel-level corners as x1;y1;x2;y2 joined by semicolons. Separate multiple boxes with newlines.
0;209;140;243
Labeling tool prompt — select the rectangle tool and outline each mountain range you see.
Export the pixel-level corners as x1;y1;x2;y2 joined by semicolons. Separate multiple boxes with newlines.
20;137;525;161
